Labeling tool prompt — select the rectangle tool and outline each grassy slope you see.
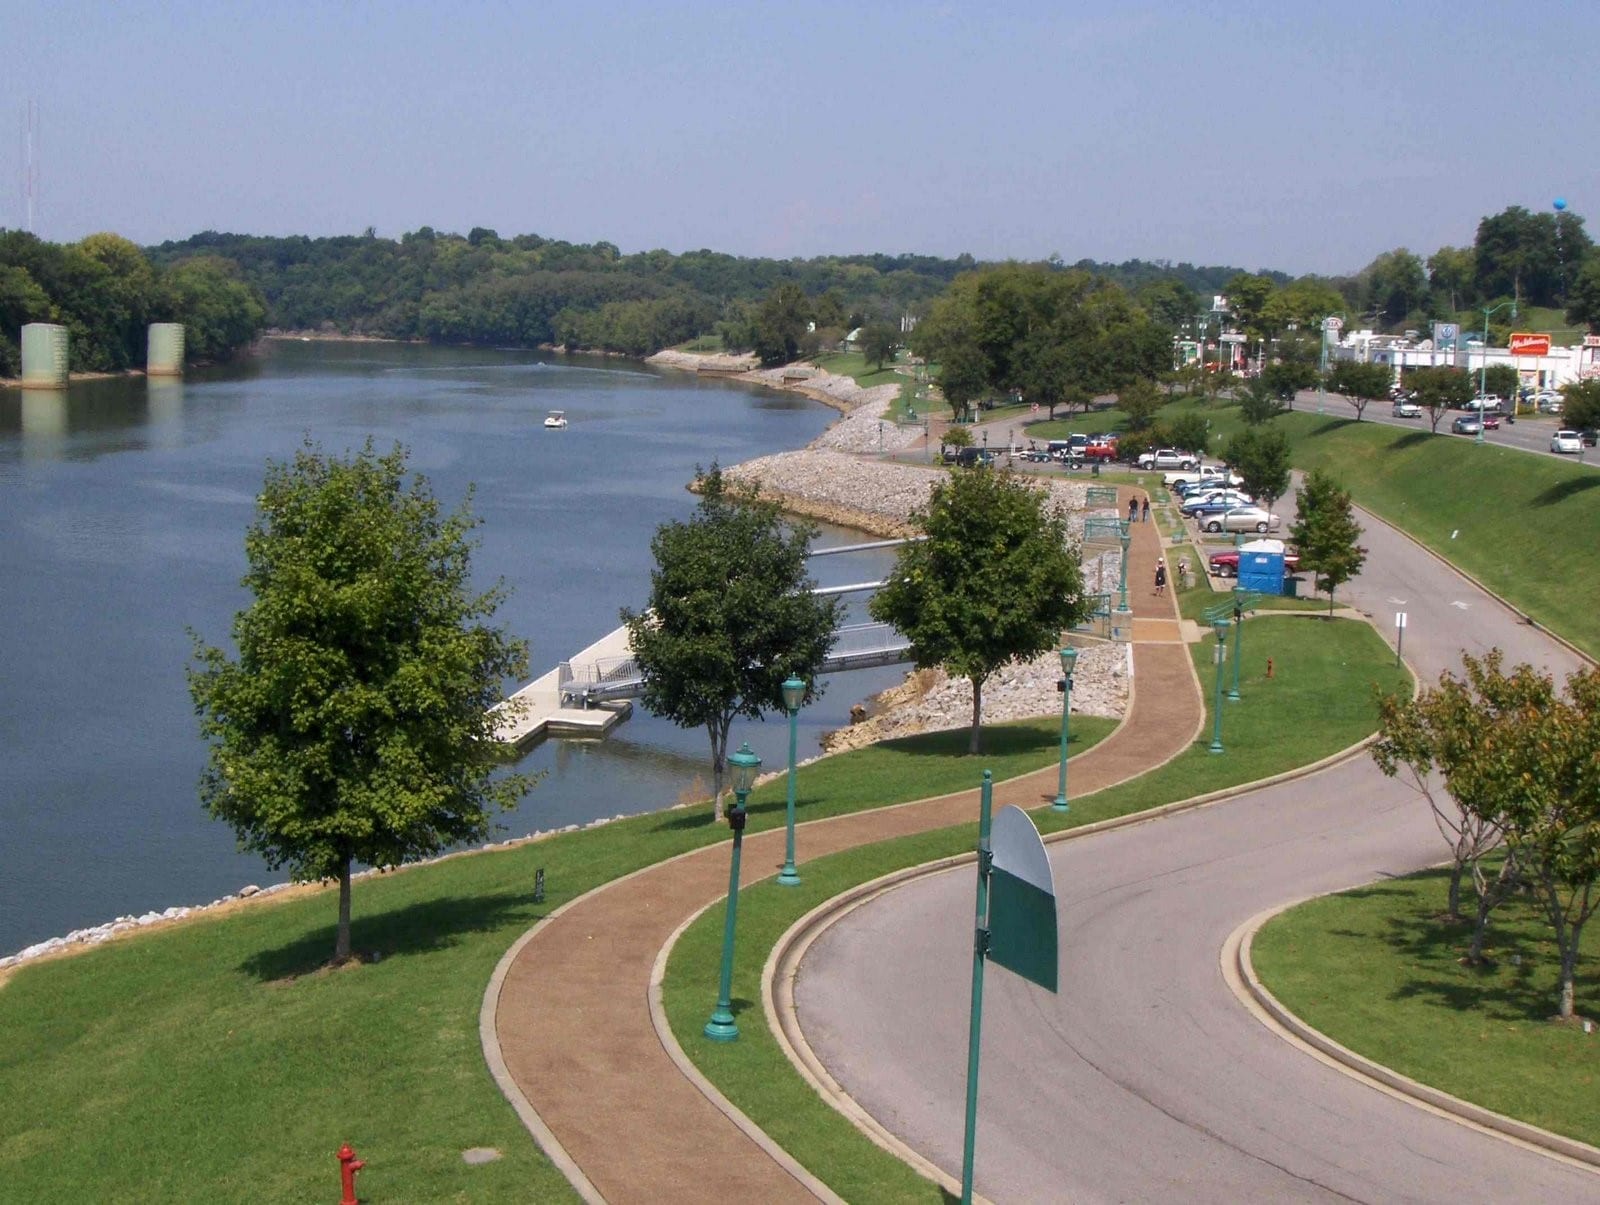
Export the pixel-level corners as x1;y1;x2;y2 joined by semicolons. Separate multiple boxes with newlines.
665;616;1409;1200
1252;871;1599;1147
0;715;1110;1203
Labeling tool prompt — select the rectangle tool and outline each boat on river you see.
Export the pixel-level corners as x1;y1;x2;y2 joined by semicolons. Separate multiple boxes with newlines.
543;409;568;429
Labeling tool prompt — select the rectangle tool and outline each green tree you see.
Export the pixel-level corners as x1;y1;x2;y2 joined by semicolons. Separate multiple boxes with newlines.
1481;363;1519;402
1165;411;1211;459
1288;468;1367;614
1259;359;1317;407
859;322;899;370
1326;359;1392;422
1223;273;1276;338
0;264;56;376
623;467;841;819
1238;377;1288;425
753;283;811;366
1565;256;1600;333
1428;245;1476;313
1407;365;1473;432
1361;248;1428;326
870;469;1089;754
1136;277;1198;329
160;256;267;362
188;440;532;964
1224;426;1291;516
937;339;989;423
1560;380;1600;431
1117;378;1163;429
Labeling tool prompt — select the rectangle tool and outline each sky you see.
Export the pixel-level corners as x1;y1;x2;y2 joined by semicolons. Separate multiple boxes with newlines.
4;0;1596;277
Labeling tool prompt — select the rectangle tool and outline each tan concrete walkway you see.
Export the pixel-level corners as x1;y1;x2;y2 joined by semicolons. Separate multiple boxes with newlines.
487;487;1201;1203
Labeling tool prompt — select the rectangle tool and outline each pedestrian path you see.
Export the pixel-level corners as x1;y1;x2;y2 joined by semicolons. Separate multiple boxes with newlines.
483;486;1199;1203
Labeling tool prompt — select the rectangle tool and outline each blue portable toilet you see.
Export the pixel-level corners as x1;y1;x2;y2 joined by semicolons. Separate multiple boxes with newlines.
1236;539;1285;595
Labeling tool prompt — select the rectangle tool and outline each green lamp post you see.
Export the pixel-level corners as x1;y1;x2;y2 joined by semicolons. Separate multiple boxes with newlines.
704;742;761;1042
778;677;806;887
1477;299;1517;445
1209;620;1229;754
1116;522;1131;613
1228;598;1244;703
1051;647;1079;812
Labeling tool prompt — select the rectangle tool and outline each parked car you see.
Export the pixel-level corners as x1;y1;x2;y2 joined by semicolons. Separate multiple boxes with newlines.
952;446;996;467
1138;448;1199;470
1209;540;1300;578
1180;491;1253;517
1465;395;1502;412
1551;429;1583;454
1164;464;1240;489
1391;399;1422;418
1451;415;1483;436
1583;430;1599;447
1201;506;1281;534
1535;391;1564;413
1084;437;1118;460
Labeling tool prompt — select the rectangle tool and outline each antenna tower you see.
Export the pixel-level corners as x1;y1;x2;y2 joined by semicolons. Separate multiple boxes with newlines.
21;100;40;232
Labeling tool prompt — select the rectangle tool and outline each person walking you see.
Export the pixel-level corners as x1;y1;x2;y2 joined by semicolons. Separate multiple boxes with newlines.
1128;498;1139;524
1154;558;1167;596
1141;498;1150;523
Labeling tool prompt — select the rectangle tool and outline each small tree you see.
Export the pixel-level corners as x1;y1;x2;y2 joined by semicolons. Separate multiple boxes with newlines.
1165;411;1211;460
859;322;900;370
1408;365;1474;433
1224;427;1291;516
1481;363;1519;402
1326;360;1392;421
1118;377;1164;430
870;470;1089;754
1261;359;1318;407
1289;468;1366;613
624;467;841;820
189;440;533;965
1560;379;1600;430
1238;377;1288;425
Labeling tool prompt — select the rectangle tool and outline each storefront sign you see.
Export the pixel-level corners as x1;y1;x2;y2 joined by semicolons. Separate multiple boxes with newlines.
1509;332;1551;356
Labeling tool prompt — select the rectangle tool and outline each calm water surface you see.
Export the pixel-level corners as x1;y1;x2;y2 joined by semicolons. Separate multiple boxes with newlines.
0;341;903;954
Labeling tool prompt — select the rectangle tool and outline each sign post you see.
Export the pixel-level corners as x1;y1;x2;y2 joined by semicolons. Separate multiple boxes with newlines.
1395;610;1407;667
960;772;1059;1204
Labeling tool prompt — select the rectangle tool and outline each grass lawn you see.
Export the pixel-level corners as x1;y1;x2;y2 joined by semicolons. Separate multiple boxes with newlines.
1139;393;1600;658
0;715;1110;1203
810;350;906;390
1252;869;1599;1147
665;615;1409;1201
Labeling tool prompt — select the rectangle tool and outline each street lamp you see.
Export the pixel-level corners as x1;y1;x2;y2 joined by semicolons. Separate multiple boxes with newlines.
1116;522;1131;613
704;742;761;1042
778;677;806;886
1051;648;1079;811
1209;620;1229;754
1477;300;1518;445
1228;598;1244;702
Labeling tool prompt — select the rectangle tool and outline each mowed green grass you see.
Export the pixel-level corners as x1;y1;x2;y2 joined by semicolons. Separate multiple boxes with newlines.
809;350;905;390
0;714;1107;1203
665;616;1409;1201
1252;869;1600;1147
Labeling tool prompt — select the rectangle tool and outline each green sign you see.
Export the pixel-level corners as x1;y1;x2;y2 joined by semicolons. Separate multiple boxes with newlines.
987;806;1059;991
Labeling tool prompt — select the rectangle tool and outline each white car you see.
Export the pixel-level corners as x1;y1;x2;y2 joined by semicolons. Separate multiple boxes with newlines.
1551;430;1583;454
1202;506;1281;534
1391;400;1421;418
1465;395;1503;412
1536;392;1564;414
1138;448;1199;471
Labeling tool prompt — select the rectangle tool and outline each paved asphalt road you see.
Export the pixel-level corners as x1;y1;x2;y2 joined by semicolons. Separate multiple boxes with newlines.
793;504;1597;1203
1293;389;1596;465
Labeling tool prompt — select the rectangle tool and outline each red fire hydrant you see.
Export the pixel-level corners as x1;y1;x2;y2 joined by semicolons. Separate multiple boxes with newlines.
1266;657;1275;680
337;1143;365;1205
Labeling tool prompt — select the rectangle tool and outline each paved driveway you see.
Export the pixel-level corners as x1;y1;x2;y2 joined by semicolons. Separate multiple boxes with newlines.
793;505;1597;1203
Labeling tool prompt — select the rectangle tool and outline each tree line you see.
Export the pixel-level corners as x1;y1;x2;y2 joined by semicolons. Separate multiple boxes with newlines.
0;230;265;376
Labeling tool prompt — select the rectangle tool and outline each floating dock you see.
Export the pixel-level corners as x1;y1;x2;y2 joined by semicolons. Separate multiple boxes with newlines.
493;625;634;747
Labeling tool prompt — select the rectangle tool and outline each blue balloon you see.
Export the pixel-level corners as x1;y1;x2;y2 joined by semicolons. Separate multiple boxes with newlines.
1554;197;1568;210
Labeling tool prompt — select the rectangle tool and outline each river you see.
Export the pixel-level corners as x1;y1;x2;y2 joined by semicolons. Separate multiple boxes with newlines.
0;340;904;955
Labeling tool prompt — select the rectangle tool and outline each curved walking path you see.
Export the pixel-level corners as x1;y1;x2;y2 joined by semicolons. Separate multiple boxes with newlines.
793;495;1600;1203
485;486;1196;1203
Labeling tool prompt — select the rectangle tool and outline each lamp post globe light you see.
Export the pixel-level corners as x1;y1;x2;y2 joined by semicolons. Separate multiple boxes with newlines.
1052;647;1079;812
704;742;761;1042
1116;522;1131;614
1228;598;1244;703
1209;620;1229;754
778;677;806;887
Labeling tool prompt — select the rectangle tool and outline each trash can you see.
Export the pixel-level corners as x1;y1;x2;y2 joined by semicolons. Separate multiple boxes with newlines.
1282;575;1299;597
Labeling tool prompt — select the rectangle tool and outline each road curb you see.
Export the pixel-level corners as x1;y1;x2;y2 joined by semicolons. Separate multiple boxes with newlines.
1226;904;1600;1174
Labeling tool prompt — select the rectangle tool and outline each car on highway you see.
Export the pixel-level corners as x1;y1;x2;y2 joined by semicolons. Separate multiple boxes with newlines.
1451;415;1483;436
1551;429;1583;454
1199;506;1281;534
1138;448;1199;470
1391;399;1422;417
1180;491;1253;517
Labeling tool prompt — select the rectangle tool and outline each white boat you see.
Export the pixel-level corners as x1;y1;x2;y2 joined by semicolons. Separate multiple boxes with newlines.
543;409;568;429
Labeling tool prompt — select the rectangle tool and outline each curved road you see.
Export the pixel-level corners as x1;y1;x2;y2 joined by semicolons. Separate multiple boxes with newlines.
793;503;1598;1203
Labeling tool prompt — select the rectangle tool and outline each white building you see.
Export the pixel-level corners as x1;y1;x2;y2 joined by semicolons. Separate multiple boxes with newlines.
1331;329;1600;391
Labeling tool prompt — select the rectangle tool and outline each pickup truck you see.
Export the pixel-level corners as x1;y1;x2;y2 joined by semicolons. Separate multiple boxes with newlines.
1137;448;1198;470
1163;464;1241;489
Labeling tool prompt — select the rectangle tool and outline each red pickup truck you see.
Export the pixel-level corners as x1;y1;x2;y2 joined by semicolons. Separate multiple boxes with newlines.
1209;548;1300;578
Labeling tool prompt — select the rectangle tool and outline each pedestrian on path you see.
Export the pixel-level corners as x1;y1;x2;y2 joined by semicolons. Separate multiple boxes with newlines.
1141;498;1150;523
1154;558;1167;596
1129;498;1139;524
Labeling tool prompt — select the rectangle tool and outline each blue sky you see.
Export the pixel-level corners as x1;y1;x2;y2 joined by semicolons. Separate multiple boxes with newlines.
5;1;1595;275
